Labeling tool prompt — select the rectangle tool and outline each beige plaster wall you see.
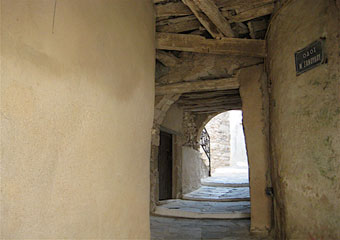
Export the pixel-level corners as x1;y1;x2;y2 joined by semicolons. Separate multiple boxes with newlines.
182;146;208;194
267;0;340;239
239;64;271;234
1;0;154;239
162;104;183;134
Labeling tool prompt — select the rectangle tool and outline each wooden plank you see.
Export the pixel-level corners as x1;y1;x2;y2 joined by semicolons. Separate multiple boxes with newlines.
248;19;267;39
180;89;240;99
156;50;182;67
178;94;241;105
181;97;242;107
221;3;274;22
157;19;201;33
156;2;192;17
193;0;235;37
182;0;223;38
156;32;266;57
187;105;242;113
214;0;274;10
154;0;168;3
183;104;242;111
157;15;197;26
156;78;239;95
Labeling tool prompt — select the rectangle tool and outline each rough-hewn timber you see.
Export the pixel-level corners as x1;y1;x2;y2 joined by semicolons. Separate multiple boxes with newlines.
182;0;223;38
156;32;266;57
193;0;235;37
156;78;239;95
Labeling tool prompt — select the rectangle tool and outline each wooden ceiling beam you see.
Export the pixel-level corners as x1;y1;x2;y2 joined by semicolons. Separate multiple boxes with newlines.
214;0;274;10
221;3;275;23
181;98;242;108
180;89;240;99
156;50;182;67
157;15;197;26
157;18;201;33
188;105;242;114
156;77;239;95
183;103;242;111
156;32;266;57
155;2;192;18
193;0;235;37
178;95;241;105
182;0;223;38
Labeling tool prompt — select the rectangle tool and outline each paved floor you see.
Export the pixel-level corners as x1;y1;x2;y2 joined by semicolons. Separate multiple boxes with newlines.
183;186;250;201
150;169;264;239
150;216;271;240
158;199;250;214
202;167;249;187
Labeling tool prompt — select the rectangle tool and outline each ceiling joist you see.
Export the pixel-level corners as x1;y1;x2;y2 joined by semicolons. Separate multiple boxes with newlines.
155;2;192;17
182;0;223;38
156;32;266;57
156;77;239;95
193;0;235;37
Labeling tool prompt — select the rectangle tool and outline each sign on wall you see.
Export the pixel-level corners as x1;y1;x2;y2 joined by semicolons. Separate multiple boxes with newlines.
295;39;326;75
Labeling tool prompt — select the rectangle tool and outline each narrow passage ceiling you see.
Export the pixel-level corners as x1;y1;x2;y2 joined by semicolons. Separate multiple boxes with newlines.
155;0;275;114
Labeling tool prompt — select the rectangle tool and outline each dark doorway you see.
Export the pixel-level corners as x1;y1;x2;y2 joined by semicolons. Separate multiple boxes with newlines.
158;131;173;200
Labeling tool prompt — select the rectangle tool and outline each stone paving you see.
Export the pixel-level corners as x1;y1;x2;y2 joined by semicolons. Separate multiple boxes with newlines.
150;171;264;239
201;167;249;187
150;216;271;240
183;186;250;201
157;199;250;214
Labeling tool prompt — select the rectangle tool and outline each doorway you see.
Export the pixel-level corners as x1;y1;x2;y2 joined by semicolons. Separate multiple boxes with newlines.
158;131;173;200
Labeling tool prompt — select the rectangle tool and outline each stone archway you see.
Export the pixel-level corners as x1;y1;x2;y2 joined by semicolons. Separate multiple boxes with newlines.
151;64;272;235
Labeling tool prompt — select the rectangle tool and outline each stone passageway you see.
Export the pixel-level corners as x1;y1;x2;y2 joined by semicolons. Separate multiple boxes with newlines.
151;171;271;239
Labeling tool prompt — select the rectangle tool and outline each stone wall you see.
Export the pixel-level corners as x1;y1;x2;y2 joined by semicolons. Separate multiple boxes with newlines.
1;1;154;238
200;112;231;173
267;0;340;239
199;110;249;174
230;111;248;168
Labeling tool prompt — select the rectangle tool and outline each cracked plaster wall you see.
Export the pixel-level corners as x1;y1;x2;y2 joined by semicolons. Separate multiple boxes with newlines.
267;0;340;238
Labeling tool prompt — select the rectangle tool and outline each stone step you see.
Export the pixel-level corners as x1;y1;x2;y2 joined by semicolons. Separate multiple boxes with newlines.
183;195;250;202
153;199;250;220
201;181;249;188
183;186;250;202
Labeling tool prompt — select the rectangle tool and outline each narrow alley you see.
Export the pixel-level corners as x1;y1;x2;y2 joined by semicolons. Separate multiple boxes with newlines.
151;168;269;239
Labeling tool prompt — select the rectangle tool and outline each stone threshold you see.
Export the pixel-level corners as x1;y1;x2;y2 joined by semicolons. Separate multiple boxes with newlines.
153;206;250;219
201;182;249;187
182;195;250;202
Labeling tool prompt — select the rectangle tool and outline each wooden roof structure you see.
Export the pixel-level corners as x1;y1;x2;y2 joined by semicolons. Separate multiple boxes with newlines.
155;0;275;114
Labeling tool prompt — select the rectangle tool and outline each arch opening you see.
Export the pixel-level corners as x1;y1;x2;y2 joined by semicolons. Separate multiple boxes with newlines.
199;110;249;185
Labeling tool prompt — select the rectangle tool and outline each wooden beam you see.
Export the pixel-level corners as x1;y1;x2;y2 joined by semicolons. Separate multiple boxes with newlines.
154;0;168;3
157;15;197;26
214;0;274;10
186;105;242;113
248;19;267;39
157;18;201;33
156;32;266;57
183;103;242;111
180;97;241;107
221;3;274;22
180;89;240;99
156;78;239;95
193;0;235;37
178;94;241;105
155;2;192;17
156;50;181;67
182;0;223;38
